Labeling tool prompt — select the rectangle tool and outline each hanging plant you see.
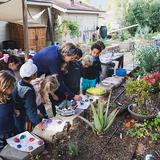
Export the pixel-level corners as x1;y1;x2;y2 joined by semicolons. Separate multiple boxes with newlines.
59;19;80;37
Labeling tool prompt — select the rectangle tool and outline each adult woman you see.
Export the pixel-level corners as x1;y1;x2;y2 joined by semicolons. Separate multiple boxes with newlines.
32;43;82;100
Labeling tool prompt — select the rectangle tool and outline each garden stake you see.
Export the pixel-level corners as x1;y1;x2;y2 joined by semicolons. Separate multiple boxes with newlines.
105;121;122;145
113;89;125;102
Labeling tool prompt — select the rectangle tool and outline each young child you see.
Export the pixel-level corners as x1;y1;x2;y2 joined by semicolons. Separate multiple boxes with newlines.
0;70;17;151
0;54;20;75
31;75;60;117
13;59;41;132
90;43;102;83
95;41;106;51
81;55;96;93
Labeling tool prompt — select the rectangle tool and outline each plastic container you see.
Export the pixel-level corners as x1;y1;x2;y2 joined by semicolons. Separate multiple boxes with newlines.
116;68;127;76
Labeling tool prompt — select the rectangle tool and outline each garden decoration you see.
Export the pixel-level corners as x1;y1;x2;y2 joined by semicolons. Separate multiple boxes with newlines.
78;91;120;135
126;78;159;121
6;131;44;152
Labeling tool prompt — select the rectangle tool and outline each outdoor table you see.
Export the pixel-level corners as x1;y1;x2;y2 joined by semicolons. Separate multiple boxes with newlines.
100;52;124;68
100;52;124;80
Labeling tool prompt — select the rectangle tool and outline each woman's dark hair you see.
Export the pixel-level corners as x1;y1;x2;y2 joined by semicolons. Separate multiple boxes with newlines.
75;48;83;58
91;43;102;52
61;43;76;56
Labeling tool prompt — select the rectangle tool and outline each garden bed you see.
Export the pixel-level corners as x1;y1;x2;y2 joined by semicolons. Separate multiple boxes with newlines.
38;84;160;160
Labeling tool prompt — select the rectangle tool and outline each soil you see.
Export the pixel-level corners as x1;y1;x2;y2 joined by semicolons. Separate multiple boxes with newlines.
38;84;160;160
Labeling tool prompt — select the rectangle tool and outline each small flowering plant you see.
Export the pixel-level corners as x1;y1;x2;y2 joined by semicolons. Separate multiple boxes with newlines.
143;72;160;91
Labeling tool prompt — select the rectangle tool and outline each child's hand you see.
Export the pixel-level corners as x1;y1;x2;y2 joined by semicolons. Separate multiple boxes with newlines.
74;95;82;101
14;109;20;117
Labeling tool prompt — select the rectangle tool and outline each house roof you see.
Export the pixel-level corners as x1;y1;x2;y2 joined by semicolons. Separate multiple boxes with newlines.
28;0;104;13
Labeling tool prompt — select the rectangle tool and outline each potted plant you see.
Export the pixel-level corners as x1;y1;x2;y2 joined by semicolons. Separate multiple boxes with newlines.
125;78;159;121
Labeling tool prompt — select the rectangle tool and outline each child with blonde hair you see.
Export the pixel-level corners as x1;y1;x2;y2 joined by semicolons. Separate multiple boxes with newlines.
31;75;60;117
0;70;17;150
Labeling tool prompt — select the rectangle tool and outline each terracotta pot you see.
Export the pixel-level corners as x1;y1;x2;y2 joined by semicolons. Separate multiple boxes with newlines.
128;104;159;121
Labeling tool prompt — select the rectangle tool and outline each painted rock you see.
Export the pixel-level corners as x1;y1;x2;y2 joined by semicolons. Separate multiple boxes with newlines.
20;134;26;140
28;146;33;150
17;144;22;148
38;140;44;145
14;137;20;143
29;137;35;142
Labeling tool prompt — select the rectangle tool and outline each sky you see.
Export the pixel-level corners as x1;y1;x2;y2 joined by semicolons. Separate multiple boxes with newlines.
85;0;107;10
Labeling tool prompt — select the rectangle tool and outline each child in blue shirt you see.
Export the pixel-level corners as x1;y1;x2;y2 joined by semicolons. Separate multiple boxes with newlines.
81;55;97;93
0;70;17;151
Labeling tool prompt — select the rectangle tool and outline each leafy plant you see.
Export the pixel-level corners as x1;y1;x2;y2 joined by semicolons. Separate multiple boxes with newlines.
59;19;80;37
119;32;129;41
135;45;160;75
68;143;79;157
127;116;160;141
78;92;119;134
125;78;150;107
125;0;160;35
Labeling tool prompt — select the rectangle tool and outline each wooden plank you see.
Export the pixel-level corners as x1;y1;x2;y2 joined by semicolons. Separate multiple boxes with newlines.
22;0;29;59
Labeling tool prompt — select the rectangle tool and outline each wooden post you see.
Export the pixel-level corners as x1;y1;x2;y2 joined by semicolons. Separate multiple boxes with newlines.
47;7;54;45
22;0;29;61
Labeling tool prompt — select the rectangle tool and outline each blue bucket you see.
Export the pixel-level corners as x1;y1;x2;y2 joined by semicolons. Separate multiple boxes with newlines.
116;68;127;76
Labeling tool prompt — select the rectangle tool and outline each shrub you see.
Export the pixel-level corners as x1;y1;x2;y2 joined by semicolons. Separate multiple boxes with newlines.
135;45;160;75
125;0;160;35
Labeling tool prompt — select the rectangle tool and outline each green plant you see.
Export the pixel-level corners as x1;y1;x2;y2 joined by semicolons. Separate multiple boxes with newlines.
125;0;160;35
135;45;160;75
119;32;129;41
68;143;79;157
125;78;150;107
59;19;80;37
78;92;119;134
127;116;160;141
